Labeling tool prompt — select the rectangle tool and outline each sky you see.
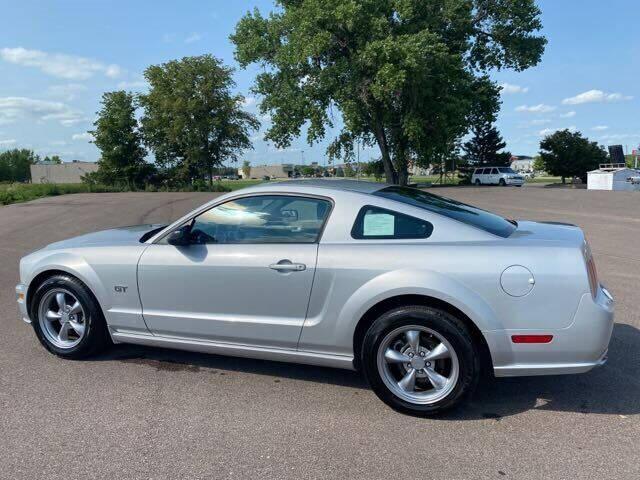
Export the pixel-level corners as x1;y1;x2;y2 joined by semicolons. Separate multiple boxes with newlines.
0;0;638;166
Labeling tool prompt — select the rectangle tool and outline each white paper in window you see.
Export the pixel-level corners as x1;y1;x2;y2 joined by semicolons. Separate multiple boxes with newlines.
363;213;395;236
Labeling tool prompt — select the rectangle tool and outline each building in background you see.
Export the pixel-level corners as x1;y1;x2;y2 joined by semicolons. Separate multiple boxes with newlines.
30;161;99;184
510;155;535;172
238;164;294;179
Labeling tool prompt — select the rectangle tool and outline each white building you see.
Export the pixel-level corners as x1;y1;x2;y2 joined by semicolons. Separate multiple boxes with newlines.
238;164;294;179
510;156;535;172
587;164;640;191
30;161;99;184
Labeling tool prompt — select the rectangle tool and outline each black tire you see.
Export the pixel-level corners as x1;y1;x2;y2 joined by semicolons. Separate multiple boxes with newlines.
474;179;481;186
499;178;506;186
361;305;480;416
29;274;111;359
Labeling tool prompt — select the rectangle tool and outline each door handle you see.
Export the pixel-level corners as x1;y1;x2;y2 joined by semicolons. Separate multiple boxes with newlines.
269;260;306;272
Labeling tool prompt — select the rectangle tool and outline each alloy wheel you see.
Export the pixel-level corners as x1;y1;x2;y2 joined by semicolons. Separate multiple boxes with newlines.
38;288;87;349
376;325;459;405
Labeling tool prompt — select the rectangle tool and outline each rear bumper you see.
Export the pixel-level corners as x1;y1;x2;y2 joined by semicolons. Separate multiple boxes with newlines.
16;283;31;324
488;285;614;377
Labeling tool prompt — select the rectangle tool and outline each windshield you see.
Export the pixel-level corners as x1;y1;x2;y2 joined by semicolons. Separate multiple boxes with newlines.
373;186;517;238
498;168;516;174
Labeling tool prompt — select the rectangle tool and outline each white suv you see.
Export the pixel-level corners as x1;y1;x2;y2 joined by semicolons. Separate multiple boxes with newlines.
472;167;524;187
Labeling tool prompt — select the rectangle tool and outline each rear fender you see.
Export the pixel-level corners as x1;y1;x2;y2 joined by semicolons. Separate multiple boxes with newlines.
332;269;501;354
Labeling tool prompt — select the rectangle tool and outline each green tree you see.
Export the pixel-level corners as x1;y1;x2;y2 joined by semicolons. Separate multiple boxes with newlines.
532;155;544;172
242;160;251;178
42;155;63;164
539;130;608;183
363;158;385;181
139;55;260;187
462;121;511;167
301;165;316;176
90;91;149;189
232;0;545;185
0;149;40;182
343;162;356;177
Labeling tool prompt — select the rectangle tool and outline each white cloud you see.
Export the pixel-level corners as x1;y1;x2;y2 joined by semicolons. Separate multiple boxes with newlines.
562;89;633;105
184;32;203;44
117;79;148;90
0;139;16;146
530;118;551;126
599;133;640;141
242;96;257;108
592;125;609;131
162;33;176;43
0;47;122;80
0;96;85;126
539;126;576;137
500;83;529;94
72;132;93;141
560;111;576;118
515;104;556;113
47;83;88;101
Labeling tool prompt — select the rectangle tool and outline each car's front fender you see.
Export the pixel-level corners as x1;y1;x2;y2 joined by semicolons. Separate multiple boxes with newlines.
20;247;149;334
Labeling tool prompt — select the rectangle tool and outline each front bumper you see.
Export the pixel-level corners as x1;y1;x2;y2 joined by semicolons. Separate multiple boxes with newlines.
506;178;525;185
489;284;614;377
16;283;30;324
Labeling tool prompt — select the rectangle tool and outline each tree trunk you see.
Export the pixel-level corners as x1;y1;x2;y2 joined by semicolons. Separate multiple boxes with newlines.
372;119;396;184
397;168;409;186
395;146;409;186
561;176;566;184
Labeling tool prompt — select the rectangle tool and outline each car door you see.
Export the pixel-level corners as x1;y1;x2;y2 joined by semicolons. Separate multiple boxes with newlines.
137;194;333;349
489;167;499;184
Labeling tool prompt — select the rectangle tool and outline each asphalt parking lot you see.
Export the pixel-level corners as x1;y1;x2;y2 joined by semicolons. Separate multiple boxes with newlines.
0;185;638;479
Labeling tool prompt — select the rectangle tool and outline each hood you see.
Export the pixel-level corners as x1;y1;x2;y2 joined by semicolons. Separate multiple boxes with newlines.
509;220;585;247
43;224;166;250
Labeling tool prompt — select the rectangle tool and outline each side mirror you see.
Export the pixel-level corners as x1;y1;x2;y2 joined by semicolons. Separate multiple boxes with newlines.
166;225;192;246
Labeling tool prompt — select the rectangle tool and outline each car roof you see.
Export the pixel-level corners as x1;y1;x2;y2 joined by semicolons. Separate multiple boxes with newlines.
244;179;388;195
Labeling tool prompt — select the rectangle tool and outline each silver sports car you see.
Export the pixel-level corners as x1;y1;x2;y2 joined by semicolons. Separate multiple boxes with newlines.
16;180;614;415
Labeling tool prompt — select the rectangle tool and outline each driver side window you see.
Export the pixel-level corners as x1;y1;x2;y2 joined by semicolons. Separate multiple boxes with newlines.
186;195;332;244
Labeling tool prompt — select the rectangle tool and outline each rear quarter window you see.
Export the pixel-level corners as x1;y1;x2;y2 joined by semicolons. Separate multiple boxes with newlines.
351;206;433;240
373;186;516;238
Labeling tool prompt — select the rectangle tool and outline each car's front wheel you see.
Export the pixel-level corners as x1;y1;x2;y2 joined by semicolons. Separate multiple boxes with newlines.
30;274;110;359
499;178;506;186
474;179;481;186
361;305;480;416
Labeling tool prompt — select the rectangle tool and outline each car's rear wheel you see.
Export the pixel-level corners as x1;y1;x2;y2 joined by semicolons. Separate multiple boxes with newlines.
30;274;110;359
499;178;506;186
361;305;479;416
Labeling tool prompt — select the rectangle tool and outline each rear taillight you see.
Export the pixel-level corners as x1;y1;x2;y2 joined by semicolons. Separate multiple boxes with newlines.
584;241;599;299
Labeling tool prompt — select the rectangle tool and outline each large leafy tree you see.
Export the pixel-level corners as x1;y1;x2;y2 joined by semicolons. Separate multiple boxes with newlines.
539;130;608;183
139;55;260;186
232;0;545;185
0;149;40;182
462;120;511;167
90;91;149;188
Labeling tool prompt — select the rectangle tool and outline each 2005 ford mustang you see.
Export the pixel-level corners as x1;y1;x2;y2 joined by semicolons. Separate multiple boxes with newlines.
16;180;614;415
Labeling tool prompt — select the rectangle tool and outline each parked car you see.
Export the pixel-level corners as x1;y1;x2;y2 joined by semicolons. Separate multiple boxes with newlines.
472;167;525;186
16;180;613;415
522;171;536;179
